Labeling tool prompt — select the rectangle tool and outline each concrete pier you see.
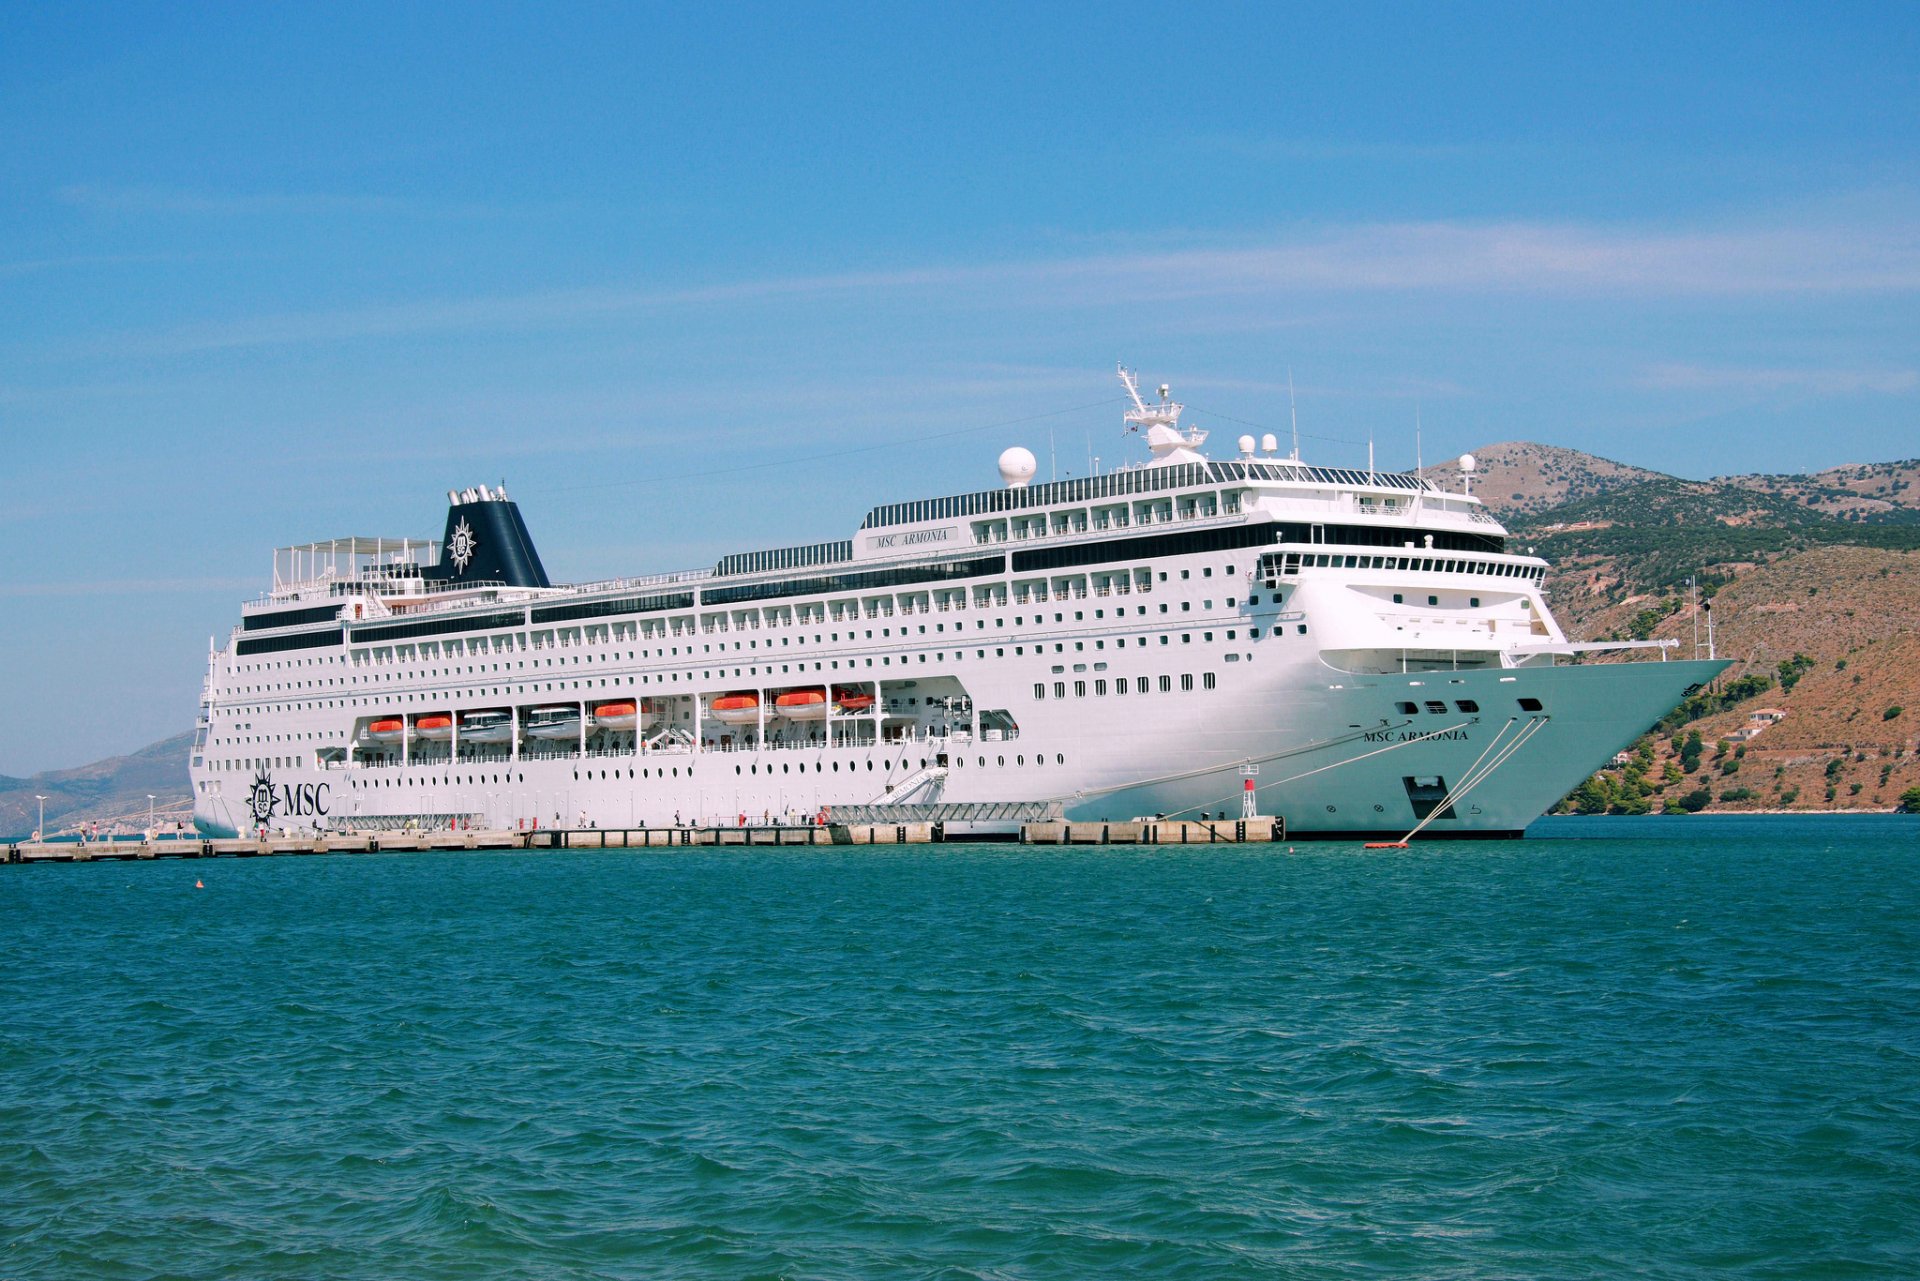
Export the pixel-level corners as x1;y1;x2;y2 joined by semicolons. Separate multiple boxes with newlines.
1019;817;1286;845
3;815;1287;864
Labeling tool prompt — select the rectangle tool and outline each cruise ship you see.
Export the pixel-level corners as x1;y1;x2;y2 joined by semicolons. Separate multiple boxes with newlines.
190;369;1724;839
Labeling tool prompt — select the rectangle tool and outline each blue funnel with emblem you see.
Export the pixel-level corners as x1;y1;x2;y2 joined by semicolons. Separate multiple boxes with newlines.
425;484;550;589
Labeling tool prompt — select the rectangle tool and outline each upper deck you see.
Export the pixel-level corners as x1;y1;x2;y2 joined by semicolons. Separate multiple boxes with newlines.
236;369;1513;638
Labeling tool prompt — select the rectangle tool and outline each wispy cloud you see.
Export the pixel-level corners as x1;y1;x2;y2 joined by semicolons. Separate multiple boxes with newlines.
55;184;555;220
28;209;1920;362
0;576;256;598
1638;363;1920;395
1190;135;1489;163
0;252;200;278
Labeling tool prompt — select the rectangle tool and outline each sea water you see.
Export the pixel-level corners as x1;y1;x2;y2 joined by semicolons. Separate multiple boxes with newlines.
3;816;1916;1278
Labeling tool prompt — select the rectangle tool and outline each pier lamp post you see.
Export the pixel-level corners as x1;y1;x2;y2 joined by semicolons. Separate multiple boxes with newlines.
34;794;47;842
147;795;156;838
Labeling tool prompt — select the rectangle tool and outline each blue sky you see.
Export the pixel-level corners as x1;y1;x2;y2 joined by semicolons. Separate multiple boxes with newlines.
3;2;1917;774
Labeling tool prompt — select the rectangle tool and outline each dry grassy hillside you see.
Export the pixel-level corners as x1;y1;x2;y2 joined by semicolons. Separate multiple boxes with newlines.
1549;547;1920;814
1426;442;1667;515
1560;544;1920;661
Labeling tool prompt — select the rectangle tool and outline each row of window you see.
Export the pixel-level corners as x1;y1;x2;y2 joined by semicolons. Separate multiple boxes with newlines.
241;604;340;632
1269;551;1539;580
860;460;1443;530
862;463;1214;528
1036;673;1218;698
1395;696;1544;716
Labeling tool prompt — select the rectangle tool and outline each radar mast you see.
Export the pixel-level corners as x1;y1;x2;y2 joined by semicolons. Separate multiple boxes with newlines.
1117;364;1209;466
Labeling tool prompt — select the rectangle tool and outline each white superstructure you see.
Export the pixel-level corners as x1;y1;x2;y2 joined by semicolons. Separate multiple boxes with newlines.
190;369;1724;839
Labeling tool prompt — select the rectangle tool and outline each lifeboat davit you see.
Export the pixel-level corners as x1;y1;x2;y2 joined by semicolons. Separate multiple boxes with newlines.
365;717;408;744
459;709;514;743
774;688;830;721
834;686;876;714
415;714;454;742
594;701;654;732
525;705;584;740
709;692;762;725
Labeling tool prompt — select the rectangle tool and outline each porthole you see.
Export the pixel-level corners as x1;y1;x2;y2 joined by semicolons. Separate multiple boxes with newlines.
1056;754;1064;764
998;755;1005;766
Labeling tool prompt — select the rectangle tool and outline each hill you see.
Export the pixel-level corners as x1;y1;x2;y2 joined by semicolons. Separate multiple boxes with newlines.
0;734;194;839
1714;458;1920;524
1516;476;1920;631
1531;516;1920;815
1425;441;1668;516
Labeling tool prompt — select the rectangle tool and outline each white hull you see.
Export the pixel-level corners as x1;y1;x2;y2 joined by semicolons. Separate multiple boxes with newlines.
196;654;1722;837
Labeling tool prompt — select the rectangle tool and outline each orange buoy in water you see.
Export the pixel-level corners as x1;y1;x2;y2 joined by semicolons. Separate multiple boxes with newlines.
194;879;204;888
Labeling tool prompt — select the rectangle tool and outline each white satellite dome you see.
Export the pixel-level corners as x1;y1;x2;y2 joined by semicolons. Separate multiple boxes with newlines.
1458;452;1477;473
1237;434;1257;457
998;446;1038;489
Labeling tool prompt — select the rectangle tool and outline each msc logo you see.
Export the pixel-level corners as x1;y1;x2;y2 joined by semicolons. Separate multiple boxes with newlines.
246;771;330;824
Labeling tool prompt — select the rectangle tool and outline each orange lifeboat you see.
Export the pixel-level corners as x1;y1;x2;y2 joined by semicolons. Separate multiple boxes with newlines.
834;685;876;714
774;688;829;721
595;701;654;732
365;717;407;744
416;714;454;742
710;692;761;725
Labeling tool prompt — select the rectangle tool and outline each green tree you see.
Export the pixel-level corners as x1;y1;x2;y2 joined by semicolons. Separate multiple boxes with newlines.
1679;729;1705;774
1567;776;1615;815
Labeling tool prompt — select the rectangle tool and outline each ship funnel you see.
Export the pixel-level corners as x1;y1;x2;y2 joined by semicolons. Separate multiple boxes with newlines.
423;484;551;589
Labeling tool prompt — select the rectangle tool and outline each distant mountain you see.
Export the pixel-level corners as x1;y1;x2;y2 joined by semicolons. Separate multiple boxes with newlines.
1515;473;1920;620
1519;476;1835;531
0;734;193;838
1712;458;1920;524
1425;441;1669;516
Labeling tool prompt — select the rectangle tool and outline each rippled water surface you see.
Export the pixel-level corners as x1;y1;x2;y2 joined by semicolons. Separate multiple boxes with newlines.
4;816;1918;1279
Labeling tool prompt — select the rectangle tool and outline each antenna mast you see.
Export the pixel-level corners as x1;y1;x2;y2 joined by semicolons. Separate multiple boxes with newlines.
1287;366;1300;461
